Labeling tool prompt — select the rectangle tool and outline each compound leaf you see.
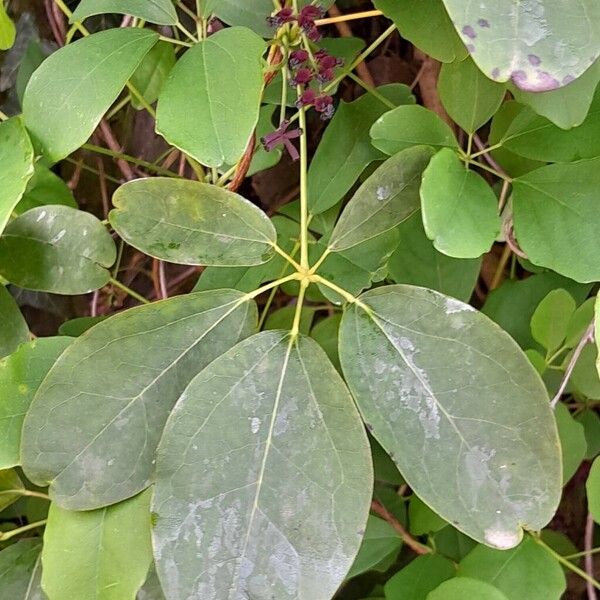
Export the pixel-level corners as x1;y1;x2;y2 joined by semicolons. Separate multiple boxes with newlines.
340;285;562;549
21;289;257;510
152;331;372;600
23;28;159;163
110;178;276;266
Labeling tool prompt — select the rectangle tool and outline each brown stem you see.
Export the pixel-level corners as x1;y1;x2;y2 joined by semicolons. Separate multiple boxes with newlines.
586;513;598;600
45;0;64;46
371;500;431;555
97;121;135;181
414;50;453;128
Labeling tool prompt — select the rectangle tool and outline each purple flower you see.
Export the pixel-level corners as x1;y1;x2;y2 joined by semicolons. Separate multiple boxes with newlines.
314;94;334;120
298;5;324;28
296;88;317;108
261;120;302;161
267;7;295;28
289;49;309;68
317;67;335;83
290;67;313;86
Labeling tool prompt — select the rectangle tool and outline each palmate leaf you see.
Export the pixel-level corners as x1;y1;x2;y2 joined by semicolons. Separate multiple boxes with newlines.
152;331;372;600
110;178;276;266
340;285;562;549
23;28;159;163
21;289;257;510
42;490;153;600
156;27;265;168
442;0;600;91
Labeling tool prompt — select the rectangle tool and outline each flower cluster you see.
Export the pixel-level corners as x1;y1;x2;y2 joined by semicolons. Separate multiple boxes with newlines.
267;5;324;41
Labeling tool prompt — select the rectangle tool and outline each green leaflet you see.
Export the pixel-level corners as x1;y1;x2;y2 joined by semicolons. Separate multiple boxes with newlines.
156;27;265;168
530;290;576;354
555;403;586;484
152;331;372;600
42;490;153;600
384;554;455;600
438;57;506;133
18;163;77;215
130;41;176;110
339;285;562;549
512;158;600;283
0;286;29;359
388;213;481;302
0;468;25;512
420;148;500;258
509;60;600;129
373;0;467;63
370;106;457;156
0;206;116;295
21;289;257;510
110;178;276;266
458;536;566;600
328;146;434;252
346;516;402;579
0;1;15;50
441;0;600;91
0;118;35;235
501;89;600;162
71;0;178;26
308;84;415;215
587;457;600;524
0;540;43;598
0;336;72;469
427;578;509;600
23;28;159;163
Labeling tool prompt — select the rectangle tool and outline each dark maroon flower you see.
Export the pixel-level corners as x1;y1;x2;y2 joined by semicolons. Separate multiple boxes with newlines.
314;94;334;120
267;7;295;28
296;88;317;108
298;5;324;28
289;49;309;68
317;67;335;83
304;25;322;42
315;50;338;70
290;67;313;86
261;120;302;161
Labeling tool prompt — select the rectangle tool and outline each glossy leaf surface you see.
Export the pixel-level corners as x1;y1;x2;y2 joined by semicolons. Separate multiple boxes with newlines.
442;0;600;91
23;28;159;163
156;27;265;168
0;206;116;294
110;178;276;266
340;285;562;548
153;331;372;600
21;289;257;509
